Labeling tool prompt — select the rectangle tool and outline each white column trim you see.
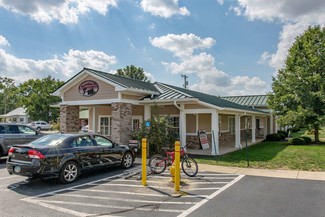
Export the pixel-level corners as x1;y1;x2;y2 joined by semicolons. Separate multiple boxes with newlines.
211;110;219;155
144;105;151;121
252;115;256;143
180;104;186;148
92;106;96;133
235;114;242;149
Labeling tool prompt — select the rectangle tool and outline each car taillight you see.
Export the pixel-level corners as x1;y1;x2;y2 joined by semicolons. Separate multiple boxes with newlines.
28;149;45;159
8;147;15;156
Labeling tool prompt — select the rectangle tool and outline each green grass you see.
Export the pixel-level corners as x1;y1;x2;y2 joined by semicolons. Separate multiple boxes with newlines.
195;141;325;171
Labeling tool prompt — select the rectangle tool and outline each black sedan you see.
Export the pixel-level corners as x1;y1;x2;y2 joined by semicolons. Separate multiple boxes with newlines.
6;133;136;183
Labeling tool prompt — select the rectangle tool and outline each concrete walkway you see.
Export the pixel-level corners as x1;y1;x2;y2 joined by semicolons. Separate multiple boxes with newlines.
199;164;325;181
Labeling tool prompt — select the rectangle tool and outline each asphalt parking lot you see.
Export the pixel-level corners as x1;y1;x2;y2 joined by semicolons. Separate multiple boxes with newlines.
19;166;243;217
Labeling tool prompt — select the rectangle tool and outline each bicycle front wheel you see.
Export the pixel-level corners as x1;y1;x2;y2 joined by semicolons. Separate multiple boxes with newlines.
181;157;198;177
149;154;167;174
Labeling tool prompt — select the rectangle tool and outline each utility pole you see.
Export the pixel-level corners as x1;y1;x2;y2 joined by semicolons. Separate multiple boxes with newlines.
181;74;188;89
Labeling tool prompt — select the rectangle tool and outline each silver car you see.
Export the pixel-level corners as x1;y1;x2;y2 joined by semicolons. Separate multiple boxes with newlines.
0;123;43;157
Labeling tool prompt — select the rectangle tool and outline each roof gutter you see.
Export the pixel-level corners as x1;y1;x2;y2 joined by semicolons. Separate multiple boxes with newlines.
173;101;183;111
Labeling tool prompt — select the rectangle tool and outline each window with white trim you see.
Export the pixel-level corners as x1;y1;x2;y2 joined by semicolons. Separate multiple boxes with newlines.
168;116;180;138
98;116;111;136
132;116;142;131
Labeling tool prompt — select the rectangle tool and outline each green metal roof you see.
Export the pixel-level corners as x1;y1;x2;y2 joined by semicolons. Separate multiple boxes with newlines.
159;83;266;113
53;68;267;114
85;68;159;93
221;95;268;107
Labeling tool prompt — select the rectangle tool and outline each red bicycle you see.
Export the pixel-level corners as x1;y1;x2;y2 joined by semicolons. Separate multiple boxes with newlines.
148;146;198;177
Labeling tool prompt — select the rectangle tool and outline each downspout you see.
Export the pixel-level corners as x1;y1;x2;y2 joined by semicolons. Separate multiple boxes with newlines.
174;101;183;111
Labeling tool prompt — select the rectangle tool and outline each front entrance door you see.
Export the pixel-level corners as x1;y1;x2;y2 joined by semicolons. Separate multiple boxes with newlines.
98;116;111;136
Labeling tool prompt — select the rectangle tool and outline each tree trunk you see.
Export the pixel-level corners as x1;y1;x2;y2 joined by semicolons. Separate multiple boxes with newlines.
314;126;319;143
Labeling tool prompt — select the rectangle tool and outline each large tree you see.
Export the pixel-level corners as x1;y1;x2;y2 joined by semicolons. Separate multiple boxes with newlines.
116;65;149;82
268;26;325;142
0;77;20;114
18;76;64;123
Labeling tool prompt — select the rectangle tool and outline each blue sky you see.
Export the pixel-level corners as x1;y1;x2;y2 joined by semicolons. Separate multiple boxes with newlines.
0;0;324;96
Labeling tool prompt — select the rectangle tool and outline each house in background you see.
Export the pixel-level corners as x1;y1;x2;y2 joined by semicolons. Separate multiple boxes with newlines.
0;107;29;124
53;68;272;155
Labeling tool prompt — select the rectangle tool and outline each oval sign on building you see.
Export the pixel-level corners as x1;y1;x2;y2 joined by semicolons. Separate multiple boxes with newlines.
79;80;99;97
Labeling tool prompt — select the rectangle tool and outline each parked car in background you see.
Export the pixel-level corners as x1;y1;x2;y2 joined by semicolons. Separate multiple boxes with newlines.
7;133;136;183
0;123;43;158
28;121;51;131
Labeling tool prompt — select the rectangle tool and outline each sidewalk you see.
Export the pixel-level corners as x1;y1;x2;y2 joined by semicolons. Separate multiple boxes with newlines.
198;164;325;181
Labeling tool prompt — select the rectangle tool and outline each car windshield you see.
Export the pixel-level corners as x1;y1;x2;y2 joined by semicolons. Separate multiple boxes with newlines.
30;134;70;146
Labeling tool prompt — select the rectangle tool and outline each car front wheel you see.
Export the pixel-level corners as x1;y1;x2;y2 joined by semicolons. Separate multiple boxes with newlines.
59;161;79;184
121;152;133;169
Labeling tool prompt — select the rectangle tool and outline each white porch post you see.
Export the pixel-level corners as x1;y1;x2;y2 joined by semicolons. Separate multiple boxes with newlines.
252;115;256;143
144;105;151;121
211;110;219;155
92;106;96;133
235;114;242;148
270;111;274;134
180;104;186;148
263;116;268;139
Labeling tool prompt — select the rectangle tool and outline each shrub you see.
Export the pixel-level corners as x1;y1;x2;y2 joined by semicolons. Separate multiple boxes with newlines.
51;122;60;131
300;136;312;144
277;130;288;137
288;137;305;145
265;133;282;141
278;133;286;140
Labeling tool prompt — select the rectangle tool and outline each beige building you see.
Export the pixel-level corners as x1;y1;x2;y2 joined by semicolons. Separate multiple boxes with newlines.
53;68;274;155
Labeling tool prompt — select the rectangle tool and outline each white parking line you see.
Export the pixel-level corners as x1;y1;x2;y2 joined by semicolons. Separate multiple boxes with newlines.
58;193;197;205
21;170;243;217
189;182;229;184
178;175;245;217
88;183;174;190
189;187;221;190
74;188;170;197
35;200;187;213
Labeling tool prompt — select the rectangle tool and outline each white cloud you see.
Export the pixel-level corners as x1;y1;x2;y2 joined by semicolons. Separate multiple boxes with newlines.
0;0;117;24
0;48;117;83
144;71;155;82
140;0;190;18
0;35;10;46
235;0;325;22
217;0;224;6
150;33;268;95
150;33;216;58
191;75;267;96
235;0;325;70
162;53;216;74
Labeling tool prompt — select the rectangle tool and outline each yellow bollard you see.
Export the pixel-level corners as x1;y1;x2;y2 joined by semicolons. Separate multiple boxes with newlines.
174;141;180;192
142;138;147;186
169;163;175;183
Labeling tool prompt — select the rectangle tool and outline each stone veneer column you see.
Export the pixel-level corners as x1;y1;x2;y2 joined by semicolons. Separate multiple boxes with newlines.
111;103;132;145
60;105;79;133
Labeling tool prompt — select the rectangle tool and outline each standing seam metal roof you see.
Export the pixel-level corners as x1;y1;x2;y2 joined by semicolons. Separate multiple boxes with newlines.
221;95;268;106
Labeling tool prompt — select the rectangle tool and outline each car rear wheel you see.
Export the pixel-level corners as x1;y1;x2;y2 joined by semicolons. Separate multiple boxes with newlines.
59;161;79;184
36;127;41;131
121;152;133;169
